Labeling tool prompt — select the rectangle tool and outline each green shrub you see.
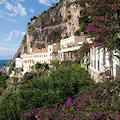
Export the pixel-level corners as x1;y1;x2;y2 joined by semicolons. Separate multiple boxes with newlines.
74;29;80;36
49;39;60;45
50;60;60;67
35;62;49;70
0;73;9;89
35;62;42;69
41;63;49;69
27;22;31;26
0;90;2;95
22;72;37;83
9;67;14;75
0;64;95;119
30;16;37;21
63;36;68;39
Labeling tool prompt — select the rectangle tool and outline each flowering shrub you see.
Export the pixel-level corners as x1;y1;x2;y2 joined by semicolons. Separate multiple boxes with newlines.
21;76;120;120
0;64;95;120
83;0;119;50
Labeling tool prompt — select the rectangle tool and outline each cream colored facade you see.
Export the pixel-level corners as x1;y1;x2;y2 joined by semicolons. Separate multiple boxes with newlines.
15;35;120;80
88;42;120;82
15;58;22;68
15;42;60;74
15;36;85;74
59;35;86;61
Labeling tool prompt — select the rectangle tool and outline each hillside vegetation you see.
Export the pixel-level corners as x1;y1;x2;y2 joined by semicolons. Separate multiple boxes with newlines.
0;63;97;120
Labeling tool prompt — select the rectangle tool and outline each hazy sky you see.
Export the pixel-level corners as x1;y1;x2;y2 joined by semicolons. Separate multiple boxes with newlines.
0;0;59;60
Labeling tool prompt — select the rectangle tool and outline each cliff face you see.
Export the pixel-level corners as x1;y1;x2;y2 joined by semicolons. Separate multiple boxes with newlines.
10;0;82;67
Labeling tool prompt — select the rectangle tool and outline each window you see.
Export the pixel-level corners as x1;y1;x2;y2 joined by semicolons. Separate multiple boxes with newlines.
98;51;100;71
102;48;106;65
71;53;72;59
98;61;100;70
94;48;96;69
116;65;120;79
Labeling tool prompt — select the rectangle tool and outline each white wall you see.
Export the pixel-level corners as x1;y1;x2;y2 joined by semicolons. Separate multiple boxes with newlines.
15;58;22;68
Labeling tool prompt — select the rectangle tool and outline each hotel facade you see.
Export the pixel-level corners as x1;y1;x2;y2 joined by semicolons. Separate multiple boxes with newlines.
15;35;120;81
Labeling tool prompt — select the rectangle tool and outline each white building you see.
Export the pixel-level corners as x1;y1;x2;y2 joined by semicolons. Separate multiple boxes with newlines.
59;35;86;61
15;58;22;68
15;42;60;74
87;40;120;81
15;35;120;81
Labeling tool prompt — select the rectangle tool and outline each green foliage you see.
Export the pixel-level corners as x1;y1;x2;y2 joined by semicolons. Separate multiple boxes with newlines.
78;10;91;33
63;36;68;39
56;3;58;6
28;25;34;30
23;77;120;120
9;67;14;75
50;59;60;67
30;18;33;21
48;6;55;11
22;72;37;83
33;16;37;19
13;77;19;89
0;72;9;89
49;39;60;45
35;62;49;70
0;64;95;119
35;62;42;69
59;0;63;2
30;16;37;21
42;11;46;14
27;22;31;26
0;92;21;120
74;29;80;36
41;63;49;69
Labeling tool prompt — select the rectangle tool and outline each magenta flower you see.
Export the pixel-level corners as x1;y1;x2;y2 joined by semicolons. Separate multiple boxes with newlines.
60;111;64;115
115;113;120;118
86;11;89;15
90;102;93;105
70;116;74;119
99;72;105;75
100;0;105;7
93;3;97;7
106;77;109;80
75;97;79;100
78;110;82;113
67;97;73;106
109;76;114;80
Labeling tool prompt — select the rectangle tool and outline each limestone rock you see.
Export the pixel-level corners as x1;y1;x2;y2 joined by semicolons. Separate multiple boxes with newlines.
10;0;83;67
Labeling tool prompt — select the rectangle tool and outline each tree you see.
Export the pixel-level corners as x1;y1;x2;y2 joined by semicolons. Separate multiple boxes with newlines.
35;62;42;70
77;0;120;75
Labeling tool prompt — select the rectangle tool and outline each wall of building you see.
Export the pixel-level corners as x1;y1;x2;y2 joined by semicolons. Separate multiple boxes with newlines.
15;36;120;80
15;58;22;68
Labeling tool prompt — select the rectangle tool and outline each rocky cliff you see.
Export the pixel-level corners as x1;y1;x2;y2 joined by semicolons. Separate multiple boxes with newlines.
10;0;83;67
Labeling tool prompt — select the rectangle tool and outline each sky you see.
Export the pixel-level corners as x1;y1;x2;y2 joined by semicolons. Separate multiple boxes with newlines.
0;0;59;60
